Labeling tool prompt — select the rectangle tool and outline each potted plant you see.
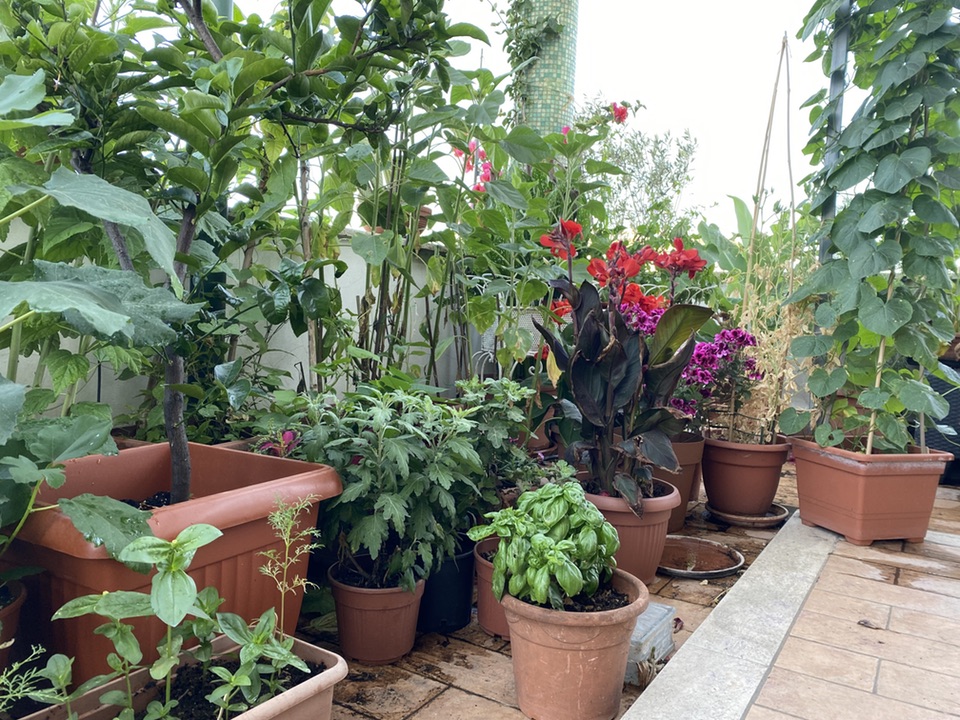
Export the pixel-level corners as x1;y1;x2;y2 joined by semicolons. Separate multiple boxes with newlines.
302;387;483;663
534;221;712;584
780;0;959;545
468;482;649;720
24;501;347;720
691;199;819;523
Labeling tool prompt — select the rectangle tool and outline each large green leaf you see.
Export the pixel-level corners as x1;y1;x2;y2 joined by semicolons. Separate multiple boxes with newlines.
151;569;197;627
498;126;551;164
808;367;848;397
0;378;26;445
0;278;132;340
38;170;181;296
848;238;902;278
485;180;527;210
350;231;390;266
913;195;958;227
27;415;113;464
858;294;913;336
873;147;932;194
828;153;877;191
899;379;949;419
0;110;75;131
856;194;912;233
32;261;198;345
58;494;153;562
0;70;45;115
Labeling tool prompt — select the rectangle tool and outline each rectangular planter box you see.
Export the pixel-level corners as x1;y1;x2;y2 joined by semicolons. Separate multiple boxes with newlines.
23;633;349;720
8;443;341;684
791;437;950;546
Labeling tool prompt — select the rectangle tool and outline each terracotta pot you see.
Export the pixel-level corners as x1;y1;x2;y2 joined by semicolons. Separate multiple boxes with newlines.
328;566;425;664
587;482;680;586
21;633;348;720
653;436;705;532
417;537;475;634
474;537;509;639
8;443;342;684
701;436;789;516
791;437;951;545
502;568;649;720
0;581;26;669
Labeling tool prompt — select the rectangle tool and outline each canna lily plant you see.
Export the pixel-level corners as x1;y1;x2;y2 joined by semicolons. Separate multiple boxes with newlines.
533;221;712;514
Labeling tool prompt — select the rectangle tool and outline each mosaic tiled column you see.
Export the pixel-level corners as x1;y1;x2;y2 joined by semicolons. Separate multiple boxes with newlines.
518;0;578;134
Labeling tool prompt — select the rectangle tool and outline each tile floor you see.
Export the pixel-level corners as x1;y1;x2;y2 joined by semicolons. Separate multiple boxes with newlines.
744;484;960;720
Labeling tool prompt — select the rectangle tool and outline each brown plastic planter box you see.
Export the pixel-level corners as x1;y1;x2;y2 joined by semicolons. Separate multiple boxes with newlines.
791;437;950;545
9;443;341;684
22;633;348;720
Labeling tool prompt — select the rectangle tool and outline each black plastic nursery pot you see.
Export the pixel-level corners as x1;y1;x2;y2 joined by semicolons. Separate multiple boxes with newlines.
416;537;476;634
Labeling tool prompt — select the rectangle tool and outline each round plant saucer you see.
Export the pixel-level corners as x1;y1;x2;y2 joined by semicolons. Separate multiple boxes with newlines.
658;536;745;579
705;502;791;528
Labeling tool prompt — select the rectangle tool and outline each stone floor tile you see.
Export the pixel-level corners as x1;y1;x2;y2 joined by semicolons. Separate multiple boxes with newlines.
671;628;694;651
333;664;446;720
332;705;379;720
754;667;954;720
744;707;806;720
773;635;879;691
937;486;960;502
665;597;713;633
898;568;960;598
447;622;510;652
929;517;960;535
934;497;960;510
814;571;960;619
833;542;960;579
876;661;960;715
655;576;730;607
406;688;526;719
646;574;672;594
904;539;960;565
889;606;960;647
822;554;898;582
801;588;891;627
396;634;517;706
790;610;960;678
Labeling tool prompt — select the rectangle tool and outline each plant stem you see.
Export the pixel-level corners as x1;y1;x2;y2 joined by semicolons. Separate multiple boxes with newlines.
865;270;897;455
0;310;36;336
0;195;51;229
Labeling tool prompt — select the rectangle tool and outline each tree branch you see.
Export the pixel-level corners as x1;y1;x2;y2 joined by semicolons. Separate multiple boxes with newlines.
177;0;223;61
104;221;136;272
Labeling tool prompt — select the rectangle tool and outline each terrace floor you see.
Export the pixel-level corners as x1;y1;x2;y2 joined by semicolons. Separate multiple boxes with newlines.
297;467;960;720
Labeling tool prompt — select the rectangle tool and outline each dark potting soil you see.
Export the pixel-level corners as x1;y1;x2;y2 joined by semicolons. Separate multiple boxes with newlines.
330;561;394;589
554;584;630;613
134;657;324;720
120;491;172;511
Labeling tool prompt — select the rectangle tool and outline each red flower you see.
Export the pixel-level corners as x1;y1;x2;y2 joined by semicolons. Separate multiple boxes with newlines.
587;257;609;285
588;241;642;288
654;237;707;279
540;219;581;260
637;245;660;264
551;299;572;320
611;103;628;124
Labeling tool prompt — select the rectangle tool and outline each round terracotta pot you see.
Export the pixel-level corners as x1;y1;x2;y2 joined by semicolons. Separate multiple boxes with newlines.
502;568;649;720
701;436;790;516
653;436;705;533
474;537;509;639
0;581;26;669
587;481;680;586
327;565;425;665
791;437;951;545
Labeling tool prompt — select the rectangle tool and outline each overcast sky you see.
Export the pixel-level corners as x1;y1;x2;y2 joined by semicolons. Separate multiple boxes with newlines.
446;0;829;233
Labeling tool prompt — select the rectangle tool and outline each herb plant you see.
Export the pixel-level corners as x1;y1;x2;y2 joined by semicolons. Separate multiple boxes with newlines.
467;482;620;610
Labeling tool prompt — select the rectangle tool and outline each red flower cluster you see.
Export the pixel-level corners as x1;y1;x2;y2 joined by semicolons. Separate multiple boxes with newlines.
611;102;628;124
652;237;707;279
551;299;572;320
540;219;581;260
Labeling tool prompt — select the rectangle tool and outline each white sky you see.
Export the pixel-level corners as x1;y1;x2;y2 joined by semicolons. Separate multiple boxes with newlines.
446;0;828;232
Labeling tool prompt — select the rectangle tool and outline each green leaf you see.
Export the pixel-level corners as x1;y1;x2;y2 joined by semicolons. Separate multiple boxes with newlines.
847;238;902;278
0;378;26;445
873;147;932;194
151;569;197;627
899;379;949;419
858;387;891;410
375;493;408;533
913;195;958;227
29;415;114;464
464;91;504;125
136;105;210;155
856;194;912;233
485;180;527;210
0;70;46;115
828;153;877;191
406;158;446;185
174;524;222;553
858;294;913;336
862;120;912;152
45;350;91;395
778;407;810;436
39;170;181;295
444;22;490;43
52;594;103;620
808;367;847;398
790;334;832;358
498;126;551;164
94;591;154;620
350;231;390;266
0;110;75;131
58;494;153;561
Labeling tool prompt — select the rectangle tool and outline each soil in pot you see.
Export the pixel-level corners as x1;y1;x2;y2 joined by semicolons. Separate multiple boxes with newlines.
145;656;324;720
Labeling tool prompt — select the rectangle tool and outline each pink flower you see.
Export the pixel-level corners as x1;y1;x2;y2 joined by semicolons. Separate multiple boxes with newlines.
472;182;486;192
561;125;570;143
480;161;493;183
468;139;477;154
611;103;628;124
